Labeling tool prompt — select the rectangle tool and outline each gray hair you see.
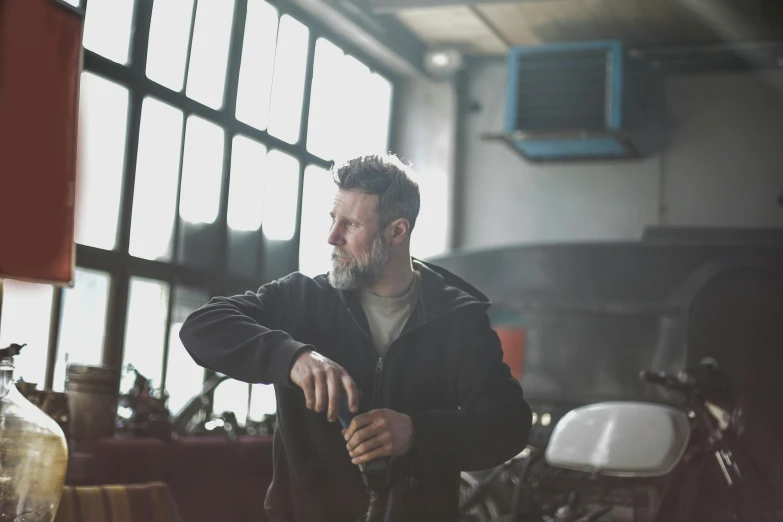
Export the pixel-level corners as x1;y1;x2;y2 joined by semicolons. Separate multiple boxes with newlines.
332;154;420;232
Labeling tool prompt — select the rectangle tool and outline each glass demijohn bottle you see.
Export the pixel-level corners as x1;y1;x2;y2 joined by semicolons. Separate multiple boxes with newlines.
0;344;68;522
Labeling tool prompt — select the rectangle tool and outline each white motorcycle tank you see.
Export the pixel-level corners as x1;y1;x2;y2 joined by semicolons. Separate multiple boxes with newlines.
545;401;691;477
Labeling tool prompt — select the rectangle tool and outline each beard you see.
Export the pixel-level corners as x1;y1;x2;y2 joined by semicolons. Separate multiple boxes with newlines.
328;234;389;291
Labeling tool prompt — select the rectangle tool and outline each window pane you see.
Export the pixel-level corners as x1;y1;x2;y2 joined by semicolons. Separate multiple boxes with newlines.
0;281;52;388
299;165;334;277
248;383;277;421
179;117;225;225
82;0;135;65
123;278;170;390
75;73;129;250
235;0;279;130
146;0;196;91
262;150;299;240
365;73;393;155
213;379;250;427
62;0;80;7
336;55;372;161
306;38;343;160
53;269;111;391
166;287;209;415
228;135;266;231
129;98;184;261
186;0;237;109
267;15;309;144
306;45;392;161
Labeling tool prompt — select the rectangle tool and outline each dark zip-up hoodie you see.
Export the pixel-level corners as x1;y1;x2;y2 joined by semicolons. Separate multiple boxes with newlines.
179;259;532;521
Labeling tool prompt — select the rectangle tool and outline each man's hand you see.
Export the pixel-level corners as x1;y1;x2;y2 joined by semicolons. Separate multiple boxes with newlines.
343;409;414;465
290;350;359;423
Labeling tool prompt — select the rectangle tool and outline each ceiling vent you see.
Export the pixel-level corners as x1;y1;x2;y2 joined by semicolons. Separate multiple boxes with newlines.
501;41;662;162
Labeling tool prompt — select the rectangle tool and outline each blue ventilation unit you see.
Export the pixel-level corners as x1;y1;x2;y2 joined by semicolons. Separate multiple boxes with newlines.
504;40;661;162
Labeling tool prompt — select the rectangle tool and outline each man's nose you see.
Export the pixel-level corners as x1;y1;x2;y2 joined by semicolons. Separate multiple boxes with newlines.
327;224;343;246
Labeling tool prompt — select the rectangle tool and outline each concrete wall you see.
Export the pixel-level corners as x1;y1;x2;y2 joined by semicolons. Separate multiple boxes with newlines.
456;62;783;250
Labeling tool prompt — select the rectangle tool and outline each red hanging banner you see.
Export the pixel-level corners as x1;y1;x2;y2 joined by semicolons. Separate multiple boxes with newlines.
0;0;83;285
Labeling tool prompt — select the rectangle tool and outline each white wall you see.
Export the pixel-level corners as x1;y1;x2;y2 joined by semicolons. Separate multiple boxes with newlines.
394;76;457;259
458;62;783;250
663;72;783;227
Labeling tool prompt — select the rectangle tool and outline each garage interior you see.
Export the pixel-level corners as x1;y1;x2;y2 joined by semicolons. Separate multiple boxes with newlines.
1;0;782;521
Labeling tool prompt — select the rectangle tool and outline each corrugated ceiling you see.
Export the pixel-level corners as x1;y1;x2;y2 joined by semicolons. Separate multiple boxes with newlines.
387;0;783;55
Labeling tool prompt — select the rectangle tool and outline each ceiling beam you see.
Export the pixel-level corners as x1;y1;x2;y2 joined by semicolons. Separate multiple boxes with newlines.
363;0;550;14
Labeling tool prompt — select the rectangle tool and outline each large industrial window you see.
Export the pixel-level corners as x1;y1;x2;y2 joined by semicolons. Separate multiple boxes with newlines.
2;0;394;425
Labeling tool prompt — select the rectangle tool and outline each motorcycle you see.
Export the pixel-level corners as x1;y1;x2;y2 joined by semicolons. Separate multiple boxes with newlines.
459;358;783;522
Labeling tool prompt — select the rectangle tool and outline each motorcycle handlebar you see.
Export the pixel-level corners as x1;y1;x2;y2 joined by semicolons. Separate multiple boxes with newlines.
639;369;692;394
640;360;732;403
639;369;674;386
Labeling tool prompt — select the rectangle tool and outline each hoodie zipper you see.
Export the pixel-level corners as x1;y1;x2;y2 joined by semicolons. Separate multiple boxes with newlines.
373;357;383;409
344;299;485;410
345;308;385;409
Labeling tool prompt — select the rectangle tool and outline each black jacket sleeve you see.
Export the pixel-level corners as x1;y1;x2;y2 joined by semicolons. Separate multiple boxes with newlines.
178;277;312;387
408;311;532;471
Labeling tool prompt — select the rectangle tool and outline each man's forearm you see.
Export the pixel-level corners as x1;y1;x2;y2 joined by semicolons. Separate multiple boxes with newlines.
179;295;310;386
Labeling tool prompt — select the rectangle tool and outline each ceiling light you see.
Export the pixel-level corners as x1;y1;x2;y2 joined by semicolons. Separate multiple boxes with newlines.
431;52;450;67
423;49;463;79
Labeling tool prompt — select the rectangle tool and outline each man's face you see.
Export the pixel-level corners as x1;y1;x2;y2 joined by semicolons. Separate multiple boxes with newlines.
327;189;389;290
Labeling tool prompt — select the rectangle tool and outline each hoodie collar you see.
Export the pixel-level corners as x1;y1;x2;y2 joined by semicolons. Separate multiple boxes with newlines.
411;258;490;323
336;258;490;329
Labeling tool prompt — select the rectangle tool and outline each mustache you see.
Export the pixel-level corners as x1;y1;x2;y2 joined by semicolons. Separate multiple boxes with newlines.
332;249;353;259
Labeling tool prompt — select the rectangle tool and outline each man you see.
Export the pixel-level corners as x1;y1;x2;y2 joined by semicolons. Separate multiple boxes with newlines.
180;154;532;521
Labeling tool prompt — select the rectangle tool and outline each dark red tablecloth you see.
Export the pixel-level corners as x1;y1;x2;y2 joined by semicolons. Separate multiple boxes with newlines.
76;436;274;522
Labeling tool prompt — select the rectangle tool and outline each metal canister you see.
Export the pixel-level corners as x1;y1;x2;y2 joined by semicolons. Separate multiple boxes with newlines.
65;364;120;453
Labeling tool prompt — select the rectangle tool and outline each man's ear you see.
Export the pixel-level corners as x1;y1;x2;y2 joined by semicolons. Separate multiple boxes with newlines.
386;218;410;246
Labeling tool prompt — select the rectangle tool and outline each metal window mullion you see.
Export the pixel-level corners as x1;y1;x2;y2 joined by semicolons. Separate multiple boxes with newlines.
246;382;252;426
170;99;189;268
386;71;402;156
103;0;153;372
113;92;143;257
214;0;248;274
159;286;176;393
159;102;190;393
297;25;316;151
291;31;318;271
43;287;64;391
115;0;152;255
181;0;199;93
103;271;130;372
100;104;137;371
75;244;260;294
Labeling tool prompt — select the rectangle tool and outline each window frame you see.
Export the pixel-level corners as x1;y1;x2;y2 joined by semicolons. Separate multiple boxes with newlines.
33;0;399;412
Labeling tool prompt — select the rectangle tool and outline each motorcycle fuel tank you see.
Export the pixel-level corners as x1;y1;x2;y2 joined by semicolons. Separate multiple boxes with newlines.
545;401;690;477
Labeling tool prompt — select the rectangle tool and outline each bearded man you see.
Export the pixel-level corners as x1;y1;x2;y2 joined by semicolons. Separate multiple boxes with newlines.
179;153;532;522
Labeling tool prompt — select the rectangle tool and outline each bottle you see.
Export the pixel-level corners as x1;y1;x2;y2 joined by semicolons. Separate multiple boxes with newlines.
0;344;68;522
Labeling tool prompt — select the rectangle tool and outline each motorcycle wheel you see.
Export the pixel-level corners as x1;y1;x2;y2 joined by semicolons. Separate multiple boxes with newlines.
459;471;504;522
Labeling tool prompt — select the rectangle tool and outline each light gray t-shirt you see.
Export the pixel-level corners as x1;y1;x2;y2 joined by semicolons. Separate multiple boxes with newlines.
359;272;420;357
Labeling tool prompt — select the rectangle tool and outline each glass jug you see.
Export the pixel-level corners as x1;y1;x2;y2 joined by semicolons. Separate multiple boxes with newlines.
0;344;68;522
